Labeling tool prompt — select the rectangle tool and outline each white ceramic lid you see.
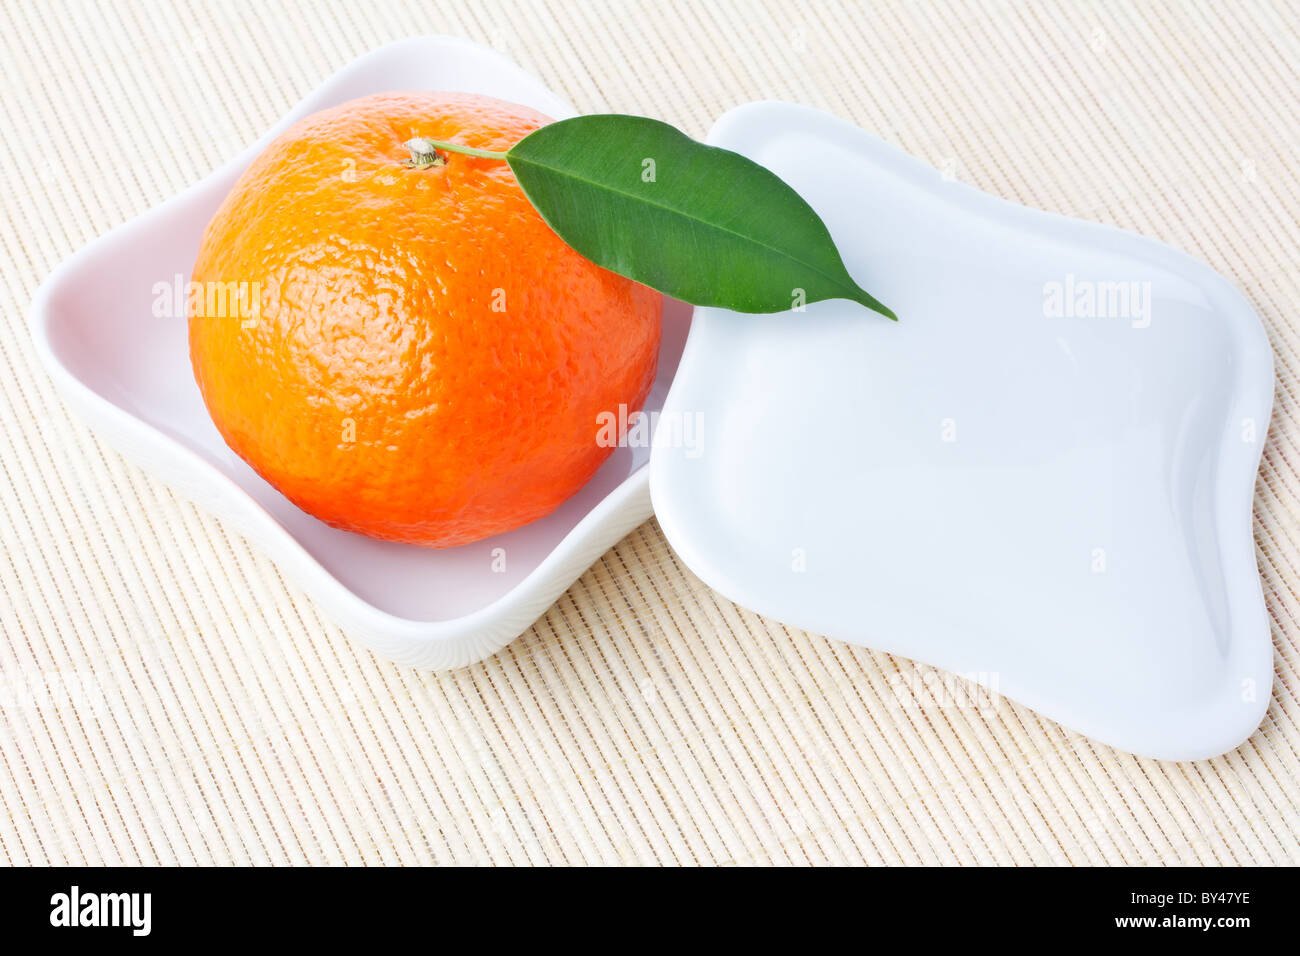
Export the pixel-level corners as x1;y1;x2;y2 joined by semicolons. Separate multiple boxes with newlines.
649;102;1275;761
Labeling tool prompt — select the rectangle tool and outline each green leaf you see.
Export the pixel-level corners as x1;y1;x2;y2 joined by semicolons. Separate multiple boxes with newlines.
503;115;895;319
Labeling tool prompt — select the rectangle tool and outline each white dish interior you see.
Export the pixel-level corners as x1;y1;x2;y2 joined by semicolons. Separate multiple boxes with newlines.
31;36;691;668
650;102;1275;761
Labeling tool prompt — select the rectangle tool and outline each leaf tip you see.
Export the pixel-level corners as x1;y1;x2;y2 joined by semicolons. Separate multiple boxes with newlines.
851;288;898;322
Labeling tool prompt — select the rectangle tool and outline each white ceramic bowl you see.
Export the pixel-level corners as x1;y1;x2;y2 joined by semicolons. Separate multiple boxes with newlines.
651;102;1275;761
30;36;692;669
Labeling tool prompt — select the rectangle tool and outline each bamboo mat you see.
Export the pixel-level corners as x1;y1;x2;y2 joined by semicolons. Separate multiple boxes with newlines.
2;0;1298;865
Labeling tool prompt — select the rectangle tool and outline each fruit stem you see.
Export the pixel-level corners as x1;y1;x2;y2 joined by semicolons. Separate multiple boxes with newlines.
404;136;509;167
